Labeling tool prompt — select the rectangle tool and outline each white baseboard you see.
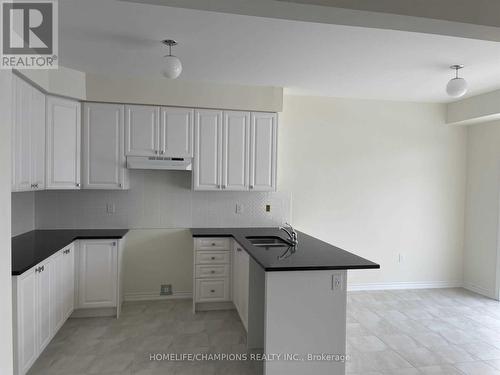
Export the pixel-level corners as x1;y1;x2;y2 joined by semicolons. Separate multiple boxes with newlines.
347;281;462;292
124;291;192;302
463;282;496;299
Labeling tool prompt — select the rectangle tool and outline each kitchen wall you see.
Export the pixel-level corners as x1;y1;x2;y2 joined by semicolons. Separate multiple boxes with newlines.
279;95;467;289
1;71;13;374
12;192;35;236
463;120;500;299
35;170;291;298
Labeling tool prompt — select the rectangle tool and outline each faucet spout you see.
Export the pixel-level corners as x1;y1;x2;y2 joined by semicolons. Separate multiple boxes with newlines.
279;222;298;246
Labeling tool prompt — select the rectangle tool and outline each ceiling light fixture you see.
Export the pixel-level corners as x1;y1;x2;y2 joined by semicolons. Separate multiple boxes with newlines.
162;39;182;79
446;65;467;98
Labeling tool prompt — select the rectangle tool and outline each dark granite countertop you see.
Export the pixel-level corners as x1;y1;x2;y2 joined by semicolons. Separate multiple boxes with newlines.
12;229;129;276
191;227;379;272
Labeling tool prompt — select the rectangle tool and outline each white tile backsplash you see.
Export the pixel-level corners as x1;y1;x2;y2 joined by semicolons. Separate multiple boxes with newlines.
35;170;290;229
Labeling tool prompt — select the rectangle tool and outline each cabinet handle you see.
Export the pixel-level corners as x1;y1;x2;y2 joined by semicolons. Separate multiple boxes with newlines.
217;185;221;189
155;150;159;155
222;185;226;189
119;183;122;188
34;183;38;188
35;267;39;273
30;184;34;189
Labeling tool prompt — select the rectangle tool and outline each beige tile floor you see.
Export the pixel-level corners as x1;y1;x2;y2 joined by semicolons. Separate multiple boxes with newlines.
28;288;500;375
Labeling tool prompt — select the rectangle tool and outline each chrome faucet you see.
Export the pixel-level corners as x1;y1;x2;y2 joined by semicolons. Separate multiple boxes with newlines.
279;222;298;246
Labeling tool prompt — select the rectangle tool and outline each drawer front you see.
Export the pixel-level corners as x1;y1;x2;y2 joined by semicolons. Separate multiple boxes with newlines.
195;278;230;302
195;264;230;278
195;238;231;251
196;251;230;265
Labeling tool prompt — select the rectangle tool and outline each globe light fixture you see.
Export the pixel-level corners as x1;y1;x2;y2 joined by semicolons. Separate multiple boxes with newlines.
162;39;182;79
446;65;467;98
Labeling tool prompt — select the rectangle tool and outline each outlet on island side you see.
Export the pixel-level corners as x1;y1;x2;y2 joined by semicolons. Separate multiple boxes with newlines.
160;284;172;296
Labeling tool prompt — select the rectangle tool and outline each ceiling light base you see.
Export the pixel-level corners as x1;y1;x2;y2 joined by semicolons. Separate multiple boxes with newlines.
450;64;464;70
162;39;178;47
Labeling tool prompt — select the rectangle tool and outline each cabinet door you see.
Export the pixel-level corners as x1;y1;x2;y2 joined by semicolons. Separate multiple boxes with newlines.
62;244;75;319
160;107;193;157
222;111;250;191
16;268;38;374
46;96;81;189
12;76;32;192
30;87;46;190
83;103;126;189
50;251;64;334
249;112;277;191
78;240;117;308
232;247;241;314
125;105;159;156
239;249;250;331
37;260;52;353
193;110;222;191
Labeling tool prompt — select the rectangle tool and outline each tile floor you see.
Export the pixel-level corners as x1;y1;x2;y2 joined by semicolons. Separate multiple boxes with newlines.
27;288;500;375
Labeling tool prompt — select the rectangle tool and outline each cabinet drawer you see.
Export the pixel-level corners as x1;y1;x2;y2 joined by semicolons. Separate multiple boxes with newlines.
195;264;230;278
195;278;230;302
195;238;231;251
195;251;230;265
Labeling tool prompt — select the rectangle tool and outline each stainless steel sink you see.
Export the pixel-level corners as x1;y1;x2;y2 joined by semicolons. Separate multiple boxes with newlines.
246;236;292;247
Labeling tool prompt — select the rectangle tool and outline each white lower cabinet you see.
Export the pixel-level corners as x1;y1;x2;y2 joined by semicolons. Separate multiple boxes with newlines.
193;237;250;331
232;241;250;331
193;237;231;310
13;245;75;375
77;239;118;309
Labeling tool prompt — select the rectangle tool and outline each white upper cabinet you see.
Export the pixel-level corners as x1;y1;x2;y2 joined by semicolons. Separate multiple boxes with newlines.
125;105;159;156
222;111;250;191
82;103;128;189
249;112;277;191
160;107;194;157
11;76;46;192
193;109;223;191
46;96;81;190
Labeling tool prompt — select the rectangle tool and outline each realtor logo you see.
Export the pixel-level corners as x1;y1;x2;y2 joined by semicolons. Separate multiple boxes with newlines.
1;0;58;69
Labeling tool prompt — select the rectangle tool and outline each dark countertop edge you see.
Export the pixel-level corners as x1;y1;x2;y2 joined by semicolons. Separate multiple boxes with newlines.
191;229;380;272
11;230;129;276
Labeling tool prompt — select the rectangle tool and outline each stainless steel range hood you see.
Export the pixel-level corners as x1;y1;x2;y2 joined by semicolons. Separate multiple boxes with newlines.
126;156;192;171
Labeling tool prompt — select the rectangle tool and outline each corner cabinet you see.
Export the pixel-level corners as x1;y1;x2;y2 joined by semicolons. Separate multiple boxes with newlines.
193;110;277;191
82;103;129;190
45;96;81;190
11;75;46;192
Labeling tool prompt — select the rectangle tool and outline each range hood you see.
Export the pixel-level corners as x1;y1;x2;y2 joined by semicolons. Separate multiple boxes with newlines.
126;156;192;171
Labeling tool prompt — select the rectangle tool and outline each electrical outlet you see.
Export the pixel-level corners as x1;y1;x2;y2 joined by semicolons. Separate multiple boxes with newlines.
331;273;343;293
265;204;271;212
235;204;243;214
106;203;115;214
160;284;172;296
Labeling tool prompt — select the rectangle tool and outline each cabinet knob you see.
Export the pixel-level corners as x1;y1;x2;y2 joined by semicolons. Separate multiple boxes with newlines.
35;267;39;273
210;270;215;274
160;150;165;155
76;183;81;187
112;242;117;246
155;150;159;155
211;243;216;246
222;185;226;189
211;257;215;260
210;289;215;293
249;185;254;189
237;248;242;252
30;184;34;189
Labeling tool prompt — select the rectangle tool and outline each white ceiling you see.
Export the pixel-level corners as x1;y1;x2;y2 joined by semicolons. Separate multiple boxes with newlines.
59;0;500;103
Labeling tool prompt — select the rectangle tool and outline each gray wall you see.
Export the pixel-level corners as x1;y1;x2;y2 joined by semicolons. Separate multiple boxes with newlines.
12;192;35;236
